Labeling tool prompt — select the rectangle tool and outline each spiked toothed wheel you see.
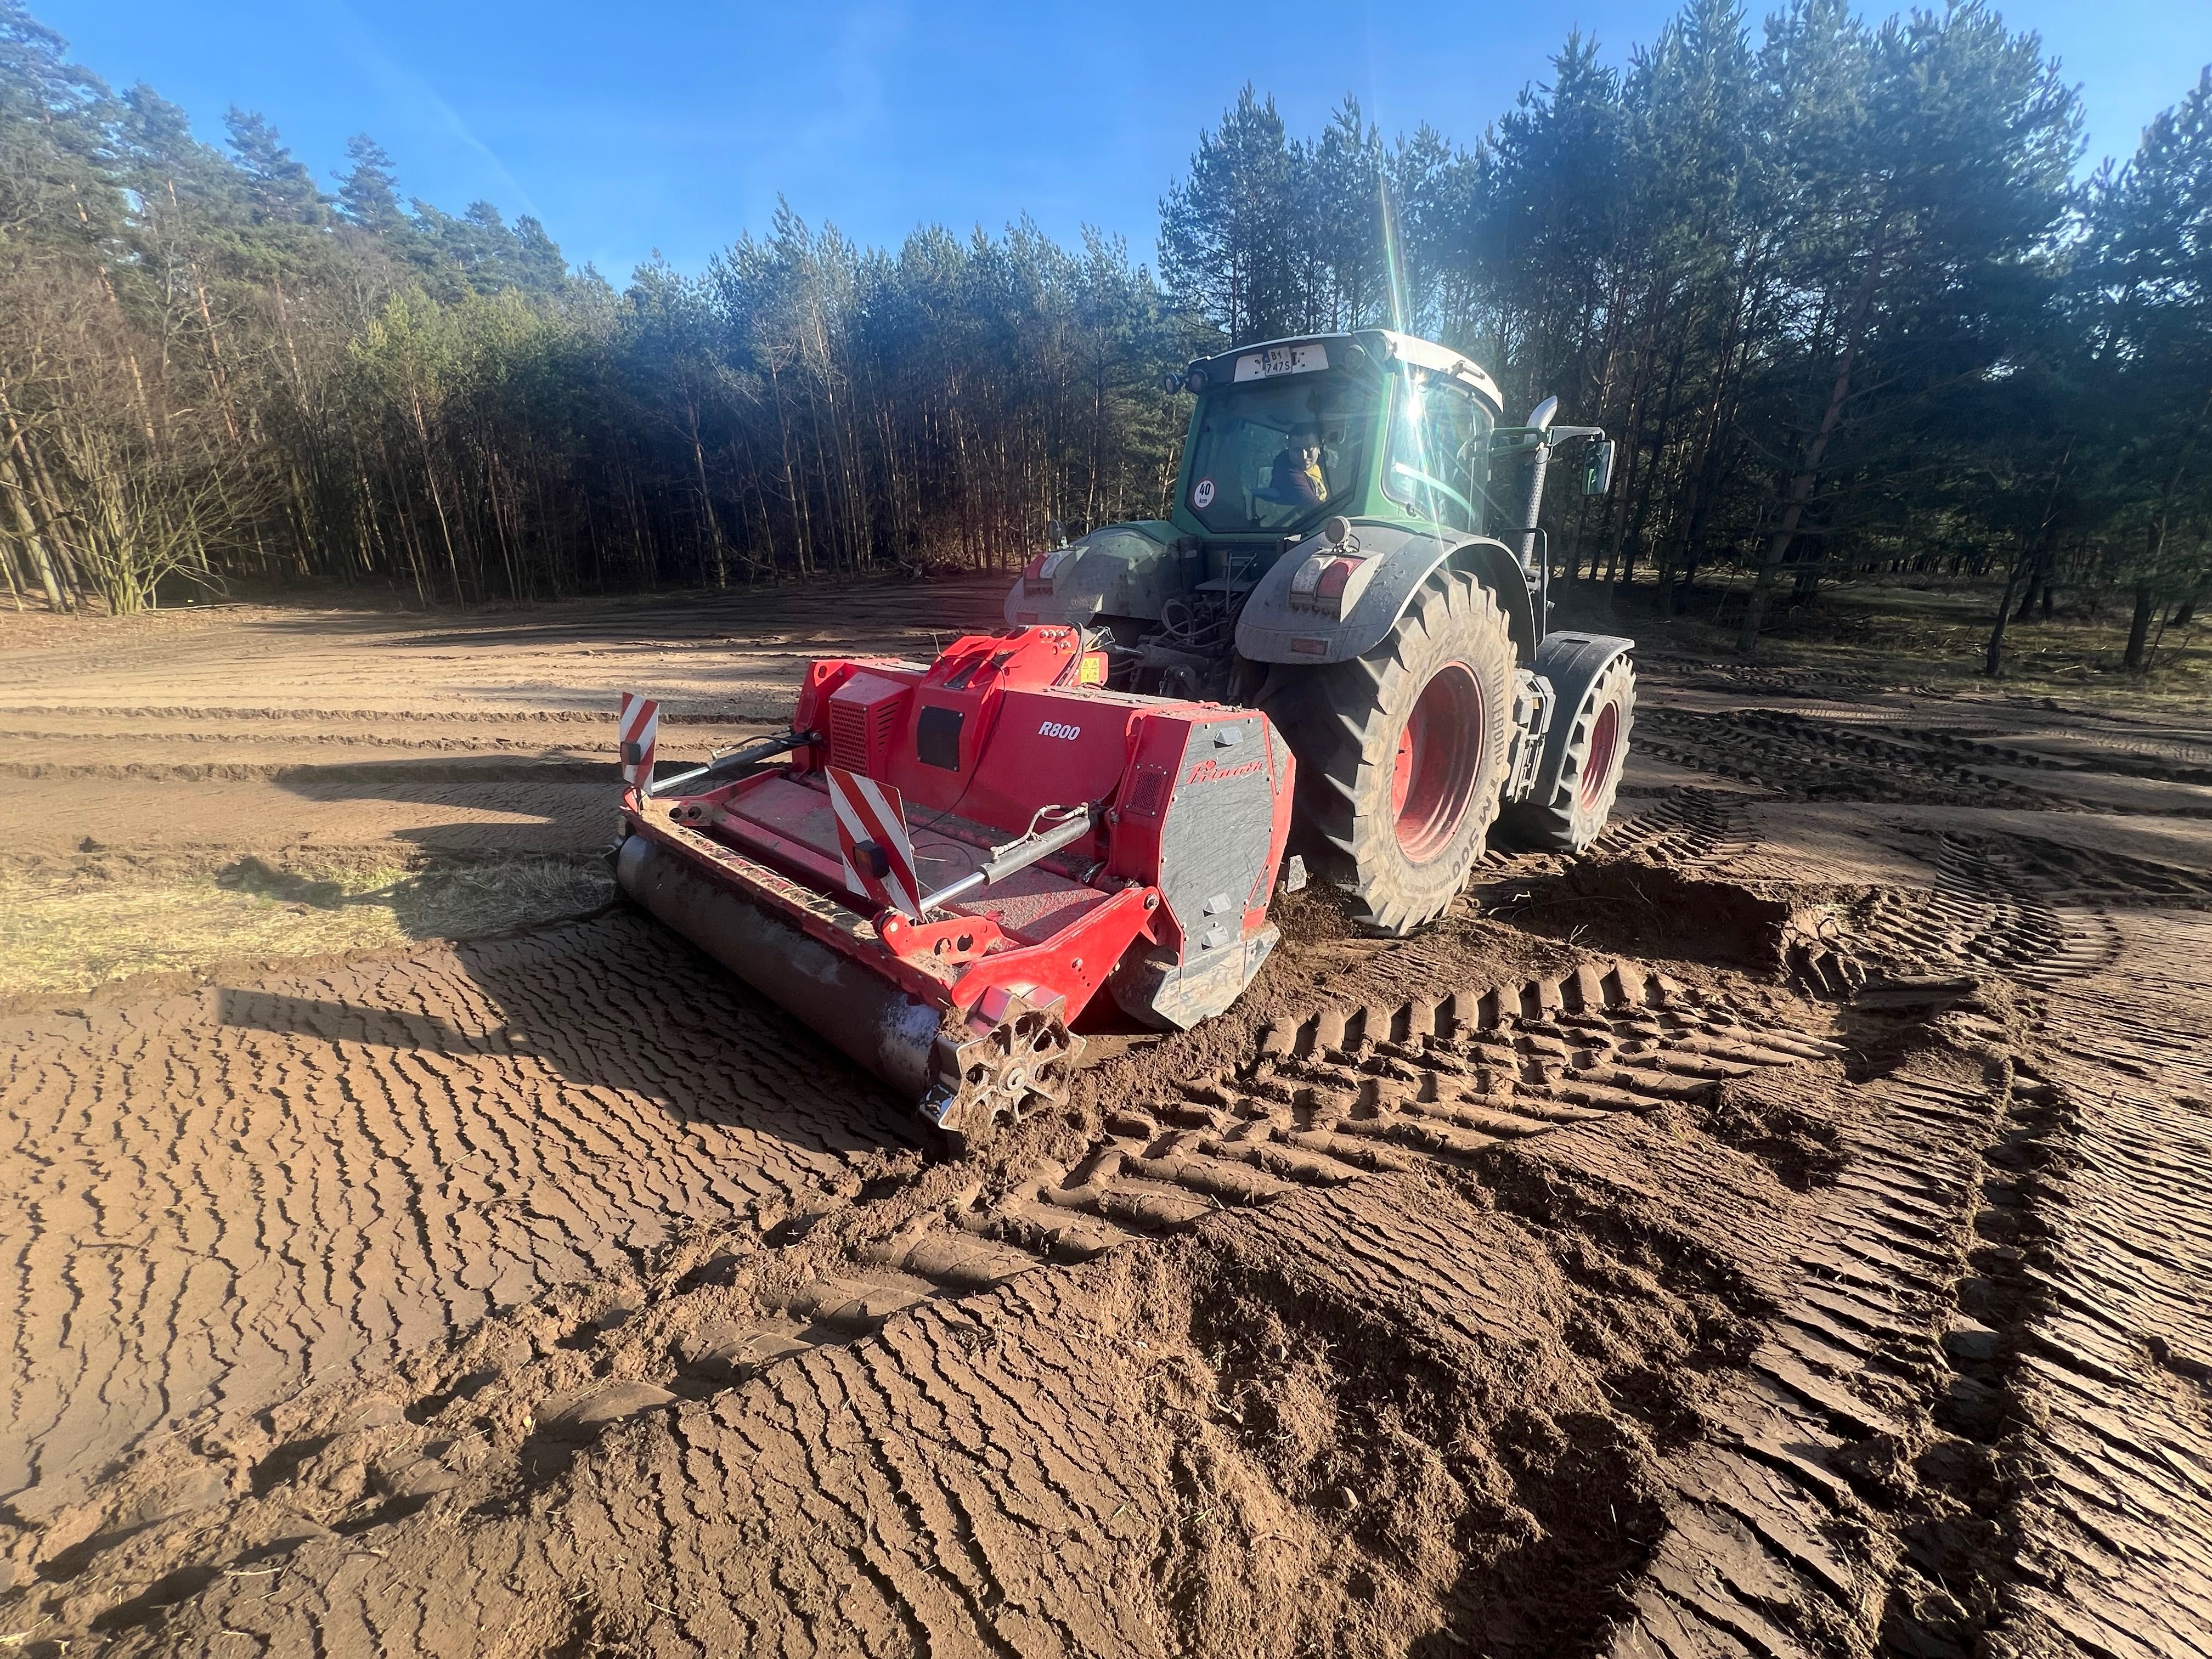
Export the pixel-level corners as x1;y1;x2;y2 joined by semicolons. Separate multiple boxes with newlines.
1259;573;1515;936
924;996;1085;1158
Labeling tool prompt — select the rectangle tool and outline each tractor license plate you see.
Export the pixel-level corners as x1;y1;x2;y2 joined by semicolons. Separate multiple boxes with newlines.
1233;343;1328;381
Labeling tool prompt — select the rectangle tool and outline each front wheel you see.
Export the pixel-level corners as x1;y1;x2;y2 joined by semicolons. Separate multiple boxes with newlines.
1258;573;1515;936
1496;654;1635;853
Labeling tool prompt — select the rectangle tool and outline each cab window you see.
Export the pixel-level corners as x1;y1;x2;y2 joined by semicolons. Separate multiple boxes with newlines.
1183;368;1381;534
1383;371;1496;534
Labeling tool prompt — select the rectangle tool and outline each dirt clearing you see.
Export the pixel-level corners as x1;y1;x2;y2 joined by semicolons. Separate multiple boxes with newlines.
2;579;2208;1656
0;581;1005;998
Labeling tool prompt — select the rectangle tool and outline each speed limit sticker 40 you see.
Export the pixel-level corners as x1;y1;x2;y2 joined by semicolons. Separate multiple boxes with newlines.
1192;477;1216;509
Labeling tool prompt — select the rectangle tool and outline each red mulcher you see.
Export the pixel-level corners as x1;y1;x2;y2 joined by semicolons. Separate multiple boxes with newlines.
614;624;1293;1153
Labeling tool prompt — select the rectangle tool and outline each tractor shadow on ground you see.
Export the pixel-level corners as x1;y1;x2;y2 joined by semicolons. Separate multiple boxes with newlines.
250;755;617;862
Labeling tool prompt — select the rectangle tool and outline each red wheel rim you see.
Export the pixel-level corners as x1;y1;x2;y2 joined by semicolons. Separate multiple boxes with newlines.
1578;702;1621;808
1390;662;1483;864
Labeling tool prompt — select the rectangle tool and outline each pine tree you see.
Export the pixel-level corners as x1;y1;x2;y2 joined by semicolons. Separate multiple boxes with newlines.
512;215;567;294
335;133;406;236
1734;0;2078;653
223;106;325;226
0;0;101;123
2078;67;2212;667
0;0;114;248
1477;32;1628;411
1303;99;1385;332
1160;86;1299;342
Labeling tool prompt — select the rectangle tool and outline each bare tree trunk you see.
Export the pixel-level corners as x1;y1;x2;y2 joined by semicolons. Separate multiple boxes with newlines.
484;455;522;600
1988;437;2072;676
2132;386;2211;654
686;402;728;586
71;192;161;445
188;259;243;447
2124;583;2156;672
408;387;466;603
1987;534;2030;678
0;386;73;611
1739;223;1887;657
22;439;87;606
1;450;65;611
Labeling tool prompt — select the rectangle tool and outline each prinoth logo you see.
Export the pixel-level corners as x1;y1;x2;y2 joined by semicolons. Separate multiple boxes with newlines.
1183;755;1266;786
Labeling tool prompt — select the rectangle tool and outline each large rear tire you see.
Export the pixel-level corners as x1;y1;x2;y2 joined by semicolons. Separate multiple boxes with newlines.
1496;654;1636;853
1258;573;1515;936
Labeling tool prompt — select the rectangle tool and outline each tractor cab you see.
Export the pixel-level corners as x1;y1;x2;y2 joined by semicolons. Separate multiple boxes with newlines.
1007;331;1615;681
1007;330;1547;704
1172;330;1508;556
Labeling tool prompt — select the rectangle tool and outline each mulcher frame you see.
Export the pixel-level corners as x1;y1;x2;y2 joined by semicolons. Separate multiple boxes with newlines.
614;624;1291;1150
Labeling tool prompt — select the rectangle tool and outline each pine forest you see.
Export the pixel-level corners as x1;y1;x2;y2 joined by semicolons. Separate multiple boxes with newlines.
0;0;2207;663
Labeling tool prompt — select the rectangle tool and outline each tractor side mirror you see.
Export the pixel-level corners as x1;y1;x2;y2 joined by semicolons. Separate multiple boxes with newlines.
1583;440;1616;498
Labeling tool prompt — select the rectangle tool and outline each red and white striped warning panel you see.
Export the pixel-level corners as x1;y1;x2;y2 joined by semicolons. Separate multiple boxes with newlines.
827;765;923;921
617;693;659;787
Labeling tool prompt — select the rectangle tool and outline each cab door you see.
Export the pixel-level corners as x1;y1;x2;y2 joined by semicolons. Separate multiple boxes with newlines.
1384;373;1496;535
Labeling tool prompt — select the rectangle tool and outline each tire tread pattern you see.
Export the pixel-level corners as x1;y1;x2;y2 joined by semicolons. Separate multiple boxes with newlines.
1259;573;1515;935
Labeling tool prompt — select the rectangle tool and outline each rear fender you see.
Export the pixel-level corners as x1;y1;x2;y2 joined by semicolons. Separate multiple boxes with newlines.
1004;521;1184;628
1234;523;1537;667
1527;631;1635;802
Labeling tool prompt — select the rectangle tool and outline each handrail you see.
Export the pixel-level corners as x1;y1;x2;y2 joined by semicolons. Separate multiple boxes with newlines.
1388;459;1487;532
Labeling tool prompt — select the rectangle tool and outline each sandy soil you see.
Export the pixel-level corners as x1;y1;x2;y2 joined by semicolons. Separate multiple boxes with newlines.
1;577;2208;1657
0;582;1009;997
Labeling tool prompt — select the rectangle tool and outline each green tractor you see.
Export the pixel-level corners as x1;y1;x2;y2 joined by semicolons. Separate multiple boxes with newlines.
1008;328;1633;935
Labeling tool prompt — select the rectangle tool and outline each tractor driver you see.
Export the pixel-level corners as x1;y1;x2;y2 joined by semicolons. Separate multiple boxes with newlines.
1267;424;1328;508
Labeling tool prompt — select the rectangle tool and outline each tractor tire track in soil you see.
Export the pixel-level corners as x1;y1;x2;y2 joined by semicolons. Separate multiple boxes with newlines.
1635;708;2097;811
1595;789;1756;870
1784;831;2125;997
966;959;1839;1259
1610;1064;2010;1657
1978;911;2212;1659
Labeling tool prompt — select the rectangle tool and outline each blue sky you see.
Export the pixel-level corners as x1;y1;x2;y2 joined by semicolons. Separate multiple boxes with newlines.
39;0;2212;281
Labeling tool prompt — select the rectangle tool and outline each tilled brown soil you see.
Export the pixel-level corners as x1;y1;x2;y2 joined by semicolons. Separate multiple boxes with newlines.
2;587;2209;1656
1;917;915;1515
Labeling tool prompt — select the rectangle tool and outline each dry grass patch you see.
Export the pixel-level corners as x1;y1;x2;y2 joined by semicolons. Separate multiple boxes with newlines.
0;852;614;996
